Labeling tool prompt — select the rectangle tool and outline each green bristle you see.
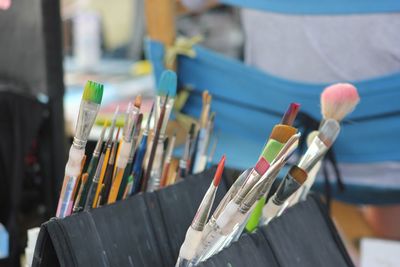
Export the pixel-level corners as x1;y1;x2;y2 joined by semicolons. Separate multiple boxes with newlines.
83;80;104;104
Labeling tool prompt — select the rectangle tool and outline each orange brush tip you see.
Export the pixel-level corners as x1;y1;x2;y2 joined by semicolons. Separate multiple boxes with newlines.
134;95;142;108
213;155;226;186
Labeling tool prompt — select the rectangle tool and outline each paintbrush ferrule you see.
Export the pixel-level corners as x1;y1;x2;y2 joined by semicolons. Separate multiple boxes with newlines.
74;101;100;149
273;173;302;206
297;136;327;172
192;185;217;231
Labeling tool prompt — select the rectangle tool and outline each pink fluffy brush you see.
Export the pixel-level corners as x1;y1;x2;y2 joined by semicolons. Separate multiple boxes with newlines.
321;83;360;122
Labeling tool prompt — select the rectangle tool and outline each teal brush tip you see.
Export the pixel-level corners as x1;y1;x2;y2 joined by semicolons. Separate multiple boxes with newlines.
83;80;104;104
157;70;177;97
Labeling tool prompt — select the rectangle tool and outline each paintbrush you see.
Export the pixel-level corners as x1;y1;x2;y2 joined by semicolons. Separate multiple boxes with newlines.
99;128;120;206
291;85;359;203
210;134;300;255
260;165;308;225
131;104;154;194
160;131;176;187
245;105;299;232
176;156;225;267
117;113;143;200
191;92;212;174
297;119;340;172
108;97;142;203
76;122;107;210
143;94;169;192
178;123;196;180
216;158;270;231
191;158;269;263
68;155;87;214
321;83;360;125
72;173;89;213
84;148;106;211
281;102;300;126
56;80;103;218
107;101;140;203
90;106;119;208
145;71;177;191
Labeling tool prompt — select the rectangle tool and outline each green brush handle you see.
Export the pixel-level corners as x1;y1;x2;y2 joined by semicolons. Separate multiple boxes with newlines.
245;139;284;232
117;162;133;200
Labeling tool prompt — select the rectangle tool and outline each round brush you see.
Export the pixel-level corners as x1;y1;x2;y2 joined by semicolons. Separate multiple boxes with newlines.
321;83;360;124
176;156;225;267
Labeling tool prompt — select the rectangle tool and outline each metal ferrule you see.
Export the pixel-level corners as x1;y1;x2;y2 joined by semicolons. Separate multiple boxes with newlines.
239;183;263;214
74;101;99;149
273;173;302;206
212;168;251;219
191;184;217;231
155;96;174;137
233;168;262;205
123;110;139;143
297;136;328;172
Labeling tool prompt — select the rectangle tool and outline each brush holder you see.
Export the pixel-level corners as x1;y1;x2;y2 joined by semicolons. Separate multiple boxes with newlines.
32;167;353;267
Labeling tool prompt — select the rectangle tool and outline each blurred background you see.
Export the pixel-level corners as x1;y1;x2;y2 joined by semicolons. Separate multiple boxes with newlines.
0;0;399;266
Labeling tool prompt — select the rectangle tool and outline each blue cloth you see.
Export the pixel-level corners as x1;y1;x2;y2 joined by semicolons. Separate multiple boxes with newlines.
220;0;400;15
146;39;400;204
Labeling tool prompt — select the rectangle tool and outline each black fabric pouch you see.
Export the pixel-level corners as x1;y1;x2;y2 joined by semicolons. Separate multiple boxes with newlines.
32;168;353;267
198;194;354;267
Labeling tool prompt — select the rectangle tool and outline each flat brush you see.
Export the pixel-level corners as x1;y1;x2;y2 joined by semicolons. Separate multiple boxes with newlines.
76;122;107;210
143;94;169;192
99;128;120;206
132;104;154;194
176;156;225;267
56;80;103;218
260;165;308;225
246;118;298;232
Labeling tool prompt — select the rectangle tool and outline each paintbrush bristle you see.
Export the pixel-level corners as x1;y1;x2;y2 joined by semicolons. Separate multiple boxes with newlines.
83;80;104;104
321;83;360;122
157;70;177;97
206;94;212;105
281;102;300;126
270;125;297;143
134;95;142;108
202;91;209;104
318;119;340;147
213;155;226;186
289;166;308;184
255;157;270;176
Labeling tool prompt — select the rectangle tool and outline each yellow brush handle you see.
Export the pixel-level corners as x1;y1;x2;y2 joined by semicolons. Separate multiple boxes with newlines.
93;148;111;208
108;168;124;204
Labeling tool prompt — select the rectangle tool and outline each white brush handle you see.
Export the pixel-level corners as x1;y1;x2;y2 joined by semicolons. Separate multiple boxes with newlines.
177;227;202;262
260;197;283;226
116;141;132;168
215;201;239;229
65;145;85;177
